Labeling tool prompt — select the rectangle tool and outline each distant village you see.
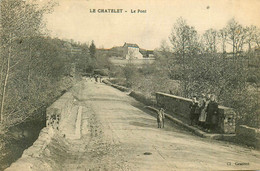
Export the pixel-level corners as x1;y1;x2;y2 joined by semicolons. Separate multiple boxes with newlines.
63;40;260;68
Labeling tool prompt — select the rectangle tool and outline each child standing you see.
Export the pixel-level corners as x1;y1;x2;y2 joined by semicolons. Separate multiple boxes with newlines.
157;109;163;128
160;108;165;128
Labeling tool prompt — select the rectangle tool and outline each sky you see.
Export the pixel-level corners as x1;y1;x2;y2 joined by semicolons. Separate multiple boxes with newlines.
45;0;260;50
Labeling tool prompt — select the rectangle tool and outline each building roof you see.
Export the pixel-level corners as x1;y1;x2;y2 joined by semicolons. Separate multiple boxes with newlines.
123;43;139;48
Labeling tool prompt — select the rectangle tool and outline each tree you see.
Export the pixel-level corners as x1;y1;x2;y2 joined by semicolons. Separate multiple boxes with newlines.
202;29;218;53
225;18;247;57
218;28;228;54
0;0;56;124
89;40;96;59
253;29;260;48
245;25;259;51
79;43;91;73
96;51;112;70
153;40;179;80
169;17;200;97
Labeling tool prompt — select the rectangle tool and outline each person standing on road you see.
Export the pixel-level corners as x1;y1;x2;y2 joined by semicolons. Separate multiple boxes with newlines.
157;109;163;128
189;96;199;126
206;94;219;132
160;108;165;128
198;94;206;128
94;75;98;82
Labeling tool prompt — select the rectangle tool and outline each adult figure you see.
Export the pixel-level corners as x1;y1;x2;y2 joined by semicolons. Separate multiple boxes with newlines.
206;94;219;132
202;94;210;130
198;94;207;128
189;96;199;126
204;94;211;131
94;75;98;82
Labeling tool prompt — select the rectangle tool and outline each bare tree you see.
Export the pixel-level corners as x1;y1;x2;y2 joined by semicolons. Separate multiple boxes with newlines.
0;0;55;124
245;25;260;51
202;28;218;53
253;29;260;48
218;28;228;54
225;18;247;58
169;17;200;97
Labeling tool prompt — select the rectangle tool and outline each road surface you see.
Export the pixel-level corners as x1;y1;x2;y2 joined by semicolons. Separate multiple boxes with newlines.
9;79;260;170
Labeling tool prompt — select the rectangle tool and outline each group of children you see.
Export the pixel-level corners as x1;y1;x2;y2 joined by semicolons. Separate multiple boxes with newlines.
156;94;219;132
189;94;219;132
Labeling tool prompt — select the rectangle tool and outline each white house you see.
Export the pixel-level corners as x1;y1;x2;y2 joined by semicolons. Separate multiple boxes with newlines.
123;43;143;59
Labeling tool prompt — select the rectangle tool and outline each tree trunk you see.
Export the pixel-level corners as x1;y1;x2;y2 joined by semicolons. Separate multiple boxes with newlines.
0;57;6;121
0;57;6;89
0;44;11;123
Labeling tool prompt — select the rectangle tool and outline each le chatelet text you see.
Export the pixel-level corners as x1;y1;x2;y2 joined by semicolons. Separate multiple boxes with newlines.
90;9;123;13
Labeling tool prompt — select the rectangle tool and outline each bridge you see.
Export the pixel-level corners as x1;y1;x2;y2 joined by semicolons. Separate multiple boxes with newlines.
6;79;260;170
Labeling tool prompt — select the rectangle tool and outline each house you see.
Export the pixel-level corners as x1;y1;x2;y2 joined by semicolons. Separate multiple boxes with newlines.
123;43;143;59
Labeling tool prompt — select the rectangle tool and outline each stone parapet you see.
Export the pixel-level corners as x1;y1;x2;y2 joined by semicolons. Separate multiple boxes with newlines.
156;92;236;133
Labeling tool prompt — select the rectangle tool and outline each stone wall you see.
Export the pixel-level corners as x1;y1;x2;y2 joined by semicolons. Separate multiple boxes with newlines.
5;127;58;171
156;92;191;120
236;125;260;149
156;92;236;133
46;92;74;130
102;79;156;106
129;91;156;106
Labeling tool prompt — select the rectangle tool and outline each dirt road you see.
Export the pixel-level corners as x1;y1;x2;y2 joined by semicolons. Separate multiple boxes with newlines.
8;79;260;171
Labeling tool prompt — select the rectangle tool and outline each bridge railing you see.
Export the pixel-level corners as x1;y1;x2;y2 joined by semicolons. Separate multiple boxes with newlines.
156;92;236;134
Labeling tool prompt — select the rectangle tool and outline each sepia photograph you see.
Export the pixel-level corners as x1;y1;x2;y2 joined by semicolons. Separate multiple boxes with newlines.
0;0;260;170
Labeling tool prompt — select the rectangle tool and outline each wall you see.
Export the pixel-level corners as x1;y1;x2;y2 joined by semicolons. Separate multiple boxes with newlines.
129;91;156;106
5;82;80;171
5;127;56;171
126;47;143;59
236;125;260;149
46;92;74;130
156;92;191;119
156;92;236;133
103;79;156;106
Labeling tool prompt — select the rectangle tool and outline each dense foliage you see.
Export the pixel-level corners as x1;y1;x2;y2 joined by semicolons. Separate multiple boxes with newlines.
114;18;260;128
0;0;92;127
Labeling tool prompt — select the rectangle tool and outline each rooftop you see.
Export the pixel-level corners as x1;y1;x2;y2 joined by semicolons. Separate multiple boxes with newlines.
123;43;139;48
